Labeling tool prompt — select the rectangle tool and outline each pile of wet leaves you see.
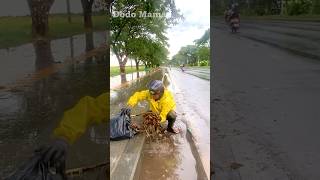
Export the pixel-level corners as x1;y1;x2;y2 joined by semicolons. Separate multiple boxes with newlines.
140;112;165;140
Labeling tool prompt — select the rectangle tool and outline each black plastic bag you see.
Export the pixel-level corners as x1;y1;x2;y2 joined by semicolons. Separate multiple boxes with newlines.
110;109;136;141
5;151;66;180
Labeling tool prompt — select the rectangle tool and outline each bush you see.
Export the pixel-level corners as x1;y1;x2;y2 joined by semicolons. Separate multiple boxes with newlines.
287;0;312;15
199;60;208;66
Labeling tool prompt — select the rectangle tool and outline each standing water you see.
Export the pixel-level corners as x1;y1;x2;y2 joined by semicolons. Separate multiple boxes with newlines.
0;32;107;179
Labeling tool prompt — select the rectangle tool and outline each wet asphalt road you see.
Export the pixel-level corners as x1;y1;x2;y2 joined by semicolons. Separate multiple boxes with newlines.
212;20;320;180
213;18;320;60
183;67;210;80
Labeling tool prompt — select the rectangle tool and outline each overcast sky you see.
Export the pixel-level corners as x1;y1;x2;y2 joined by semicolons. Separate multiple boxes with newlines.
167;0;210;58
111;0;210;66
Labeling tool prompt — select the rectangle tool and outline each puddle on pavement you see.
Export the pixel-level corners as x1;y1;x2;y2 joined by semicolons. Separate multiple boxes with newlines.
139;125;205;180
0;33;107;179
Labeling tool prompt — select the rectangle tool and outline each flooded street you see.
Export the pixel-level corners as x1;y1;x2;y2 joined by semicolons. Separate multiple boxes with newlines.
0;32;107;179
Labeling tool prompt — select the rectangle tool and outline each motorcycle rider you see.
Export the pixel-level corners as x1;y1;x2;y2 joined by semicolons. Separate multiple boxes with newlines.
229;3;240;22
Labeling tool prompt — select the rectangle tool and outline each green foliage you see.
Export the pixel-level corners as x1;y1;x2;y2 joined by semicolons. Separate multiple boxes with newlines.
171;29;210;66
111;0;182;70
199;60;209;66
194;29;210;47
110;65;145;76
0;15;105;49
197;46;210;63
287;0;313;15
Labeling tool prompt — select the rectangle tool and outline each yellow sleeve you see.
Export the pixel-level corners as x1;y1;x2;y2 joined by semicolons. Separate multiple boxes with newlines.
53;93;108;144
159;91;176;123
127;90;149;107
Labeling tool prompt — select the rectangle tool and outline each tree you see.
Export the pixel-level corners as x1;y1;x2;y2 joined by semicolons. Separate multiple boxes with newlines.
194;29;210;47
171;29;210;66
27;0;55;37
196;46;210;66
111;0;181;76
81;0;95;29
312;0;320;14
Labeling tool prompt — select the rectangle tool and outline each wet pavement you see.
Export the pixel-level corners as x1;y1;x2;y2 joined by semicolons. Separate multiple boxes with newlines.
182;67;210;80
167;68;210;179
213;18;320;60
212;24;320;180
0;32;107;179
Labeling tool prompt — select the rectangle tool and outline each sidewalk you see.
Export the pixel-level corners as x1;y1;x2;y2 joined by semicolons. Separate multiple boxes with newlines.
110;134;145;180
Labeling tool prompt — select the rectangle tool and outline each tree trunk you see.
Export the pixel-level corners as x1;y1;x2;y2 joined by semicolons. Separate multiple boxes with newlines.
66;0;72;23
81;0;94;30
135;59;140;78
27;0;55;37
116;55;128;83
119;57;127;74
120;62;126;83
135;59;139;71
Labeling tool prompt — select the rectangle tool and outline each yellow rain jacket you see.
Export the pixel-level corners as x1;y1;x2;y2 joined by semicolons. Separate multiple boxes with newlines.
53;93;108;144
127;89;176;123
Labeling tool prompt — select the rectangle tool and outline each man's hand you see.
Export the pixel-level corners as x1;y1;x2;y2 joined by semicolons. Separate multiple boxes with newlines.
38;138;69;165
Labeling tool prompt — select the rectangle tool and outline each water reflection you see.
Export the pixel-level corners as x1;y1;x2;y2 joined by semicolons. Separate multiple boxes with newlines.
0;51;108;178
110;71;146;90
70;37;74;58
33;39;55;70
85;32;94;52
0;31;105;87
121;73;127;84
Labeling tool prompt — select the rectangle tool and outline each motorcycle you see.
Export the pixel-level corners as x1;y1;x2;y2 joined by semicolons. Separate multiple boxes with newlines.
229;17;240;33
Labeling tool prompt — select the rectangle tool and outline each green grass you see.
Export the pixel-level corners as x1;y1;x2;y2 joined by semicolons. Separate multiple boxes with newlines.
0;15;106;49
110;66;145;77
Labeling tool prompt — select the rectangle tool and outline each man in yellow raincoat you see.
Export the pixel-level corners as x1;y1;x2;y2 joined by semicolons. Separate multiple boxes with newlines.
126;80;178;134
40;80;177;165
40;92;108;164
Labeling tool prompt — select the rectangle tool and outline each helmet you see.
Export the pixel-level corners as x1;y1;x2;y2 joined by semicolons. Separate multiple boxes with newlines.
147;80;164;96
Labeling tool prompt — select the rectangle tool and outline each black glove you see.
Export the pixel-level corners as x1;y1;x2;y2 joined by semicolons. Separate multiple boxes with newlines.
120;107;131;116
38;138;69;166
